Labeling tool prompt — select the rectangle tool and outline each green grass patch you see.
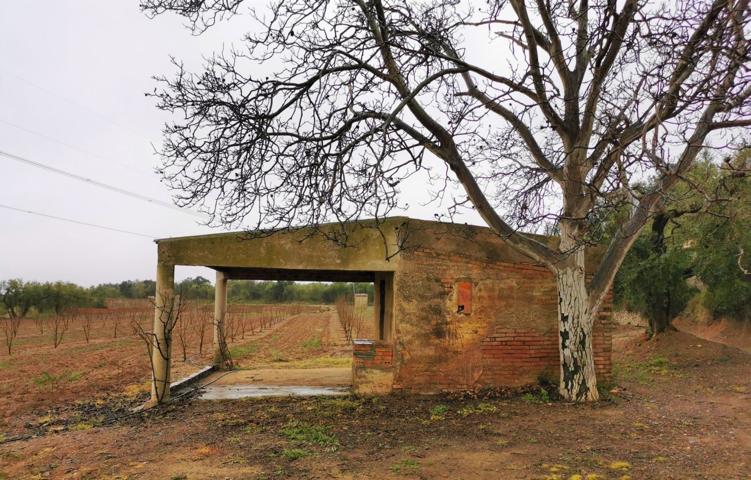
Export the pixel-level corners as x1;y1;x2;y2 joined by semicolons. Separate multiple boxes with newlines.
280;420;338;449
302;337;322;349
282;448;311;460
429;404;449;420
319;398;362;411
521;387;551;404
614;356;672;384
390;459;420;475
229;341;258;359
33;371;83;389
459;402;498;416
0;360;10;370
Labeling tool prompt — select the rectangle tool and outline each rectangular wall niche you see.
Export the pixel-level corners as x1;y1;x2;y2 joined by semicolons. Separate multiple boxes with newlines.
457;282;472;314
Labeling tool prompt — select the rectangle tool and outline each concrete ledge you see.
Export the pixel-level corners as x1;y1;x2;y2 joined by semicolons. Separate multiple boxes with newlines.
170;365;216;393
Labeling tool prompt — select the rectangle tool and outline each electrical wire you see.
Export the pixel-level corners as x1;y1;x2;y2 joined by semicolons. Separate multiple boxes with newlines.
0;118;136;174
0;149;207;219
0;203;155;239
0;68;148;140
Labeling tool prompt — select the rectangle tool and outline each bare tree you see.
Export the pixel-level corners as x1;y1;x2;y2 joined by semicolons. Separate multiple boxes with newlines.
111;313;120;339
34;317;45;336
142;0;751;401
196;307;209;355
81;314;94;344
335;295;367;343
175;304;193;362
2;317;22;355
50;315;70;349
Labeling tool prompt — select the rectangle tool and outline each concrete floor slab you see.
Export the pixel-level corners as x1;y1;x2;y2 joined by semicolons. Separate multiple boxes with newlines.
200;384;350;400
197;367;352;400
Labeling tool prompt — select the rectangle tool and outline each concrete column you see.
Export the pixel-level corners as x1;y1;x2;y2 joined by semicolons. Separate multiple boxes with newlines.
213;270;230;367
150;262;175;405
373;272;394;341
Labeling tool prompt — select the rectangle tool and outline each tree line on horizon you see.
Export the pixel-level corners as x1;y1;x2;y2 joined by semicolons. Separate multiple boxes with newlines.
0;277;374;318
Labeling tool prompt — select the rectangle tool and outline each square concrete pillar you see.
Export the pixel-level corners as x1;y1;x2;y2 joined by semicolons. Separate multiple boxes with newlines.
150;262;175;404
373;272;394;341
213;270;231;367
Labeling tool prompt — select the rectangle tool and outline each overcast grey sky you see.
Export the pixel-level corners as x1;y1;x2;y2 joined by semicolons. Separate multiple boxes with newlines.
0;2;484;286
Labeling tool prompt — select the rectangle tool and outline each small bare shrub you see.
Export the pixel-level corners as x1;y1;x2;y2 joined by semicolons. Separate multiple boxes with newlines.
335;296;367;343
195;309;209;355
81;314;94;344
2;317;22;355
112;314;120;339
51;315;70;349
34;317;45;335
175;307;192;362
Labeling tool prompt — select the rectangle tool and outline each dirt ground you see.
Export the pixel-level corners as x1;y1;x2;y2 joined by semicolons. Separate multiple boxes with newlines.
2;316;751;479
230;307;360;369
674;315;751;354
0;305;326;436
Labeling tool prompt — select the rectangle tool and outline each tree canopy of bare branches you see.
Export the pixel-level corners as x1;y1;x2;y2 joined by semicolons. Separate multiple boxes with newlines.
143;0;750;401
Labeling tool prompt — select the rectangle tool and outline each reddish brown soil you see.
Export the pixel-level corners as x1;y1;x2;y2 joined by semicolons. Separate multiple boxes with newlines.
0;305;320;436
674;315;751;354
1;323;750;479
231;307;361;369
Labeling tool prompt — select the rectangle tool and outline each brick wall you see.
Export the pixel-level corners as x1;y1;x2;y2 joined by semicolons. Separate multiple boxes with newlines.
353;341;394;369
388;249;613;393
479;319;612;386
352;340;394;394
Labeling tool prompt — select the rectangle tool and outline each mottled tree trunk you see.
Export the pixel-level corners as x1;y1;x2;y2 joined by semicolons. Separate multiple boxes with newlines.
556;243;599;402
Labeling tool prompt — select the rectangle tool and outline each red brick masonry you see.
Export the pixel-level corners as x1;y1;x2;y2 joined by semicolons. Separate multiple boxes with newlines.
480;325;612;385
353;341;394;370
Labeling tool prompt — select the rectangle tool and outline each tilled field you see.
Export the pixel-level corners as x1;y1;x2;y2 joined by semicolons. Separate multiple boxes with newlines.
0;304;326;436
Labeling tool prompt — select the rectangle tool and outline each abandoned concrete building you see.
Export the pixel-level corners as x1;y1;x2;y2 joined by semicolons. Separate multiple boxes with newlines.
150;217;612;403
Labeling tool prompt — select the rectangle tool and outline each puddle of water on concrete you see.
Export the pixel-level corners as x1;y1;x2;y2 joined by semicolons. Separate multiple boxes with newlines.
200;384;350;400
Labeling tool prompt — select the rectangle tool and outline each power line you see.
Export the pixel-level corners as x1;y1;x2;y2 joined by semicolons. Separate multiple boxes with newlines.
0;68;148;140
0;203;155;239
0;118;135;174
0;149;208;220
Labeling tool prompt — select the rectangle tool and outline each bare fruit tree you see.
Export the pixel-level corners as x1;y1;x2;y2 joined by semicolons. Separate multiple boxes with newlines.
81;314;94;344
335;295;367;343
50;315;70;349
142;0;751;401
175;303;192;362
2;317;22;355
195;307;209;355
